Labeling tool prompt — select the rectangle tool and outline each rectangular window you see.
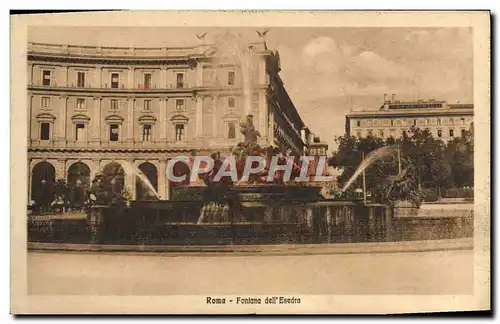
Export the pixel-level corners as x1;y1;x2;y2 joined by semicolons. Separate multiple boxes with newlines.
437;118;441;125
228;97;235;109
367;129;373;137
175;124;185;141
390;120;394;126
356;131;362;138
110;99;118;111
77;72;85;88
228;71;235;86
461;129;466;137
40;123;50;140
109;124;119;141
228;122;236;139
144;73;152;89
75;123;86;141
437;129;442;138
42;70;51;86
461;118;465;125
176;99;185;111
378;129;384;137
76;98;85;110
413;119;417;126
449;118;454;125
449;129;454;137
176;73;184;88
356;120;361;127
142;124;152;141
143;100;151;111
111;73;119;88
41;97;50;109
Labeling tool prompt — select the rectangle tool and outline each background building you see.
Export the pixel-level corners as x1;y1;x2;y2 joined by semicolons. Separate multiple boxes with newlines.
27;40;316;204
345;94;474;140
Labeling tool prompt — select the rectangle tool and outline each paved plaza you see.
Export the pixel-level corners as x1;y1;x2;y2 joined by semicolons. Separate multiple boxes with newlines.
28;248;473;295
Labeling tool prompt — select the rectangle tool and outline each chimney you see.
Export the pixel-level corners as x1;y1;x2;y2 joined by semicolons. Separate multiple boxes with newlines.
391;93;396;102
384;93;388;102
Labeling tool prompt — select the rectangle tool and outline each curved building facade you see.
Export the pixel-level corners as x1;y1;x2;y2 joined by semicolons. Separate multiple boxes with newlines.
27;41;312;203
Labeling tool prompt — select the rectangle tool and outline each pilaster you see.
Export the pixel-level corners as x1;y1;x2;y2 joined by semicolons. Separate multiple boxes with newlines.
196;62;203;87
96;65;102;88
56;95;68;146
92;96;102;146
62;65;68;87
158;159;167;199
160;66;167;88
124;159;137;199
212;95;218;137
258;91;267;139
128;67;135;89
159;98;168;142
127;97;135;143
195;95;203;137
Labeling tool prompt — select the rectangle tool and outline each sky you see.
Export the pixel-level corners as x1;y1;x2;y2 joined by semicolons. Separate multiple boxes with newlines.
29;26;473;153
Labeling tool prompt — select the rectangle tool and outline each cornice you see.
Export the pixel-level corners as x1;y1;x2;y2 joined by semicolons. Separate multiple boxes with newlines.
345;109;475;119
28;54;193;66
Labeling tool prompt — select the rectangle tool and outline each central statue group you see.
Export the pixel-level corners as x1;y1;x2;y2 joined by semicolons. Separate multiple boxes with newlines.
203;114;303;189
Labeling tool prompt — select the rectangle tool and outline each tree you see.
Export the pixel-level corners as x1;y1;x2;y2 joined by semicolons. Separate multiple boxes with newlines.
329;135;386;191
329;126;457;204
445;131;474;188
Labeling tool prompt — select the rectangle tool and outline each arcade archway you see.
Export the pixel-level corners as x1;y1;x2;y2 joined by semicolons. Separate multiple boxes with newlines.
67;162;91;208
136;162;158;200
31;161;56;211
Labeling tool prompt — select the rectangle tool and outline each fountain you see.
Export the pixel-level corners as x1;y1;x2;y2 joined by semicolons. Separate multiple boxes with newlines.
119;161;161;200
211;31;257;115
341;145;399;193
26;31;474;248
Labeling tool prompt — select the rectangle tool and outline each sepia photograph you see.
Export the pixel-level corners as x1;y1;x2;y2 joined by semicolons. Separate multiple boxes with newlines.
10;10;490;314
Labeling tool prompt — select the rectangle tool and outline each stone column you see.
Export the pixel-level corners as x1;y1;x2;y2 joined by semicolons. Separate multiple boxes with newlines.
124;159;137;199
158;159;167;199
195;96;203;138
127;97;135;143
128;67;135;89
159;98;167;142
56;159;67;181
92;97;102;146
90;159;101;180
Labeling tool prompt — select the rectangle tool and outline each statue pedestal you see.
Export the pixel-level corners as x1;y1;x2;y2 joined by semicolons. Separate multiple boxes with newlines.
393;200;419;218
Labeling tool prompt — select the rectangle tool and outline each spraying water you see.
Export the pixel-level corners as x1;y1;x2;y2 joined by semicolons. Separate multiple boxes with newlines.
119;161;161;200
212;31;257;115
341;145;399;193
